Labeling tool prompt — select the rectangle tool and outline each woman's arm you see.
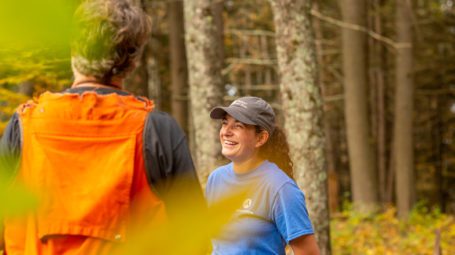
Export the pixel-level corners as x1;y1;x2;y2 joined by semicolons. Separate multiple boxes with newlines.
271;182;320;255
290;234;320;255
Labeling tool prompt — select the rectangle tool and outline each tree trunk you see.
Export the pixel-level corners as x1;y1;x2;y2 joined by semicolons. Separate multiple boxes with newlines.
211;0;225;63
18;81;34;97
168;0;189;132
372;0;389;205
126;1;161;107
313;1;339;214
394;0;415;218
145;39;162;109
340;0;378;211
269;0;331;254
184;0;224;186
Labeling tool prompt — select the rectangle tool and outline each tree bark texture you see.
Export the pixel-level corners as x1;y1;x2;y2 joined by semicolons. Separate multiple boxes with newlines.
184;0;224;186
394;0;415;218
211;1;225;63
18;81;34;97
145;40;162;109
168;0;189;133
372;0;389;205
313;1;340;213
125;2;161;107
340;0;379;211
269;0;331;254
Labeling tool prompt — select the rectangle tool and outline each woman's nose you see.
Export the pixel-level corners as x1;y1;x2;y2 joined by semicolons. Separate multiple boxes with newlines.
221;125;233;136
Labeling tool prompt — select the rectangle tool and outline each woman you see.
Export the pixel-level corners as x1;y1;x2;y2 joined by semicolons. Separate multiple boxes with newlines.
206;96;320;255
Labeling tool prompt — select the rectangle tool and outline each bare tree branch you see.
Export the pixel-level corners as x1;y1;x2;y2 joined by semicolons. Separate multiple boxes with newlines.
311;9;411;50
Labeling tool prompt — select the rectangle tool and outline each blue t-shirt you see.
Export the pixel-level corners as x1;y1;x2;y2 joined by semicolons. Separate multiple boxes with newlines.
206;161;314;255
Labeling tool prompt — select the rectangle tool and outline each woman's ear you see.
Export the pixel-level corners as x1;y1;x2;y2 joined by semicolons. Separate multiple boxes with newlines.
255;130;269;148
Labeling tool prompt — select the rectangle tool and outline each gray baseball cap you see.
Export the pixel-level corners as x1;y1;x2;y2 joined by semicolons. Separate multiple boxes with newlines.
210;96;276;135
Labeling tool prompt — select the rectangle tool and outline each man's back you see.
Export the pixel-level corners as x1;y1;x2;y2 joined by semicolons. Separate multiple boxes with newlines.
5;89;159;254
1;88;202;255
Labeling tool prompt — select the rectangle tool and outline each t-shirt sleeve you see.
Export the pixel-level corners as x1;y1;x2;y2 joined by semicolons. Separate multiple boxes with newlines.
0;113;21;177
272;182;314;243
1;113;21;153
143;110;204;208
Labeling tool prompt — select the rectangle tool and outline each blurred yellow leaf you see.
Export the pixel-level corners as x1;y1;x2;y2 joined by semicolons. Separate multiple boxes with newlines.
0;154;38;218
113;179;249;255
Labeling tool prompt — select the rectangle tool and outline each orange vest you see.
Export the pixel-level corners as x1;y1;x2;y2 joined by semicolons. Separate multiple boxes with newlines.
4;91;166;255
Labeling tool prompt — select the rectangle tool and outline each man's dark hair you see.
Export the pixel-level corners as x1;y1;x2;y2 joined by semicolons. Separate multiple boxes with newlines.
71;0;151;83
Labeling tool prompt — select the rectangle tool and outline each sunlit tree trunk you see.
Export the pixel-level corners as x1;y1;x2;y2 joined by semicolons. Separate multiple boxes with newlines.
168;0;189;132
145;39;162;109
394;0;415;218
340;0;378;211
184;0;224;186
269;0;331;253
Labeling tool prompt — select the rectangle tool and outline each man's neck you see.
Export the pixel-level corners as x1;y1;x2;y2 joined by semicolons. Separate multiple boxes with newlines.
72;73;123;89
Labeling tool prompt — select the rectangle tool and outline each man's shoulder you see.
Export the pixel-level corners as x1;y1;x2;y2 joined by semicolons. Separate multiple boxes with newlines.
145;110;184;143
148;110;176;123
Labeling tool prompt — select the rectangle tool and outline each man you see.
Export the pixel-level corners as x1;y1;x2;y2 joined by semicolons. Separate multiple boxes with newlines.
0;0;203;254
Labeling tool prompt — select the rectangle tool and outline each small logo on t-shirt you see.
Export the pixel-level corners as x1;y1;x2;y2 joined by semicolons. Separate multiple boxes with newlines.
242;198;252;209
236;198;254;215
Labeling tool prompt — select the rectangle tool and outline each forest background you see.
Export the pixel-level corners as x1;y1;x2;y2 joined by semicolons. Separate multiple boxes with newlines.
0;0;454;254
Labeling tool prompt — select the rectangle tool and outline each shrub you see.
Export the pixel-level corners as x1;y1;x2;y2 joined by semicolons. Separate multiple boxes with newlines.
331;203;455;254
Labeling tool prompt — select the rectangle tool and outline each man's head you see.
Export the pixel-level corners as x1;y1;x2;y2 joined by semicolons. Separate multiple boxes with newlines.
71;0;151;83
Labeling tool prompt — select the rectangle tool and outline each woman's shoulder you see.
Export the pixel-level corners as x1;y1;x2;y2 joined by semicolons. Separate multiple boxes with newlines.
207;163;232;181
262;161;292;180
206;163;233;199
261;161;297;190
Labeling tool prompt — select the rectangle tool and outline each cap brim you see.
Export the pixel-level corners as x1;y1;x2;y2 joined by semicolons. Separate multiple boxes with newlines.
209;106;256;125
209;107;228;119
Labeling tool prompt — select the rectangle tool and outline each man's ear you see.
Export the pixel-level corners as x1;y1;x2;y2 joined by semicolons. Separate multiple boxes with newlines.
255;130;269;148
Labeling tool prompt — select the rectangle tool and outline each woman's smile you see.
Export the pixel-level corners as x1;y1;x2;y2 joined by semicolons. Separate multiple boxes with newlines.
223;140;238;146
219;115;259;163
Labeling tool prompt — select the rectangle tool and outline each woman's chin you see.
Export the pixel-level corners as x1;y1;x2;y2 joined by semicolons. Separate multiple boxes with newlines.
221;150;236;161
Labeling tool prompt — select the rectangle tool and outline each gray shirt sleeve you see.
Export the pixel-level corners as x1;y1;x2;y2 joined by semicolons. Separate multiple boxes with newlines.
0;112;21;178
143;110;205;212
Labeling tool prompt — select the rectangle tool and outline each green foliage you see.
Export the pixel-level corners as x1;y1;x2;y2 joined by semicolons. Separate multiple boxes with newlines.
0;87;28;134
0;0;75;134
0;154;38;219
0;48;72;87
0;0;75;84
0;0;76;48
331;203;455;255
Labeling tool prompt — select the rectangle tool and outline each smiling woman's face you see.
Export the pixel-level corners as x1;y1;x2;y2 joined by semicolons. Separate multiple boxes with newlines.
219;114;263;163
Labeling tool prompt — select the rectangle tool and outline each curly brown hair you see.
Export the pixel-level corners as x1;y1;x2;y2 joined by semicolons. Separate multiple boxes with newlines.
71;0;151;83
256;126;294;179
